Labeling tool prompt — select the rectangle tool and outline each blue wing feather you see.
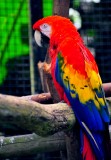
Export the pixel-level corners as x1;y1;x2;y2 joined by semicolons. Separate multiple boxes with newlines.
55;52;110;159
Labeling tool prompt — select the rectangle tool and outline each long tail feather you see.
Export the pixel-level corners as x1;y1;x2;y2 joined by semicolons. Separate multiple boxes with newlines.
81;126;111;160
82;133;96;160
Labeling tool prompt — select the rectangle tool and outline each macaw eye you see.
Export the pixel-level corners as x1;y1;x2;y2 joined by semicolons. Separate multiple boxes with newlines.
40;23;51;31
43;24;48;28
40;23;51;38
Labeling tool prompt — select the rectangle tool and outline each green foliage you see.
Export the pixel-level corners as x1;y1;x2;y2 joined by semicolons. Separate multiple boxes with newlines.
87;29;96;37
43;0;53;17
73;0;80;9
0;0;29;85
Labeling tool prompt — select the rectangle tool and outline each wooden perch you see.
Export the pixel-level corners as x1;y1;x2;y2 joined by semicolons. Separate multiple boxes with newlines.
0;132;66;158
0;84;111;137
38;61;60;103
21;92;53;104
53;0;70;18
103;83;111;97
0;82;111;158
22;83;111;103
37;62;50;93
0;94;75;136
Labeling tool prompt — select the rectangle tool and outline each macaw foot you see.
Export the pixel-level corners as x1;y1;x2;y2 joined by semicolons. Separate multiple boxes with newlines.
43;62;51;74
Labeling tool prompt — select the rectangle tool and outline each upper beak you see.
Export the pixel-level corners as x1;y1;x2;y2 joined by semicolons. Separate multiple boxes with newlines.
34;30;42;47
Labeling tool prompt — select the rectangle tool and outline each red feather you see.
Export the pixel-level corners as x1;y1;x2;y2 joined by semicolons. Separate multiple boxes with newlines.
83;133;96;160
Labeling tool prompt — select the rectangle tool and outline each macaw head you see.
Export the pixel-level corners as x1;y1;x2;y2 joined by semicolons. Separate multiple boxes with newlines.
33;15;79;47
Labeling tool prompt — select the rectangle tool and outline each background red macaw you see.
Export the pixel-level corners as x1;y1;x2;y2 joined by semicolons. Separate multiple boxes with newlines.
33;16;110;160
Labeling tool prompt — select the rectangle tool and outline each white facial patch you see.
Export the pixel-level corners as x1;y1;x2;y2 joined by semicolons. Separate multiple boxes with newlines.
34;30;42;47
40;23;51;38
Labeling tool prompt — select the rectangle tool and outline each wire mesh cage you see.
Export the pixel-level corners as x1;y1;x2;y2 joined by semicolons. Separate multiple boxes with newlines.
71;0;111;83
1;0;111;96
0;0;31;96
31;0;111;95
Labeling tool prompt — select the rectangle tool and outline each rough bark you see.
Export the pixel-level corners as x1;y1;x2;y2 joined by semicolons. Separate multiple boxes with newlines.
103;83;111;97
0;132;65;158
38;62;50;93
0;86;111;136
0;93;111;158
38;62;60;103
0;94;75;136
21;92;53;104
0;82;111;158
65;126;82;160
53;0;70;18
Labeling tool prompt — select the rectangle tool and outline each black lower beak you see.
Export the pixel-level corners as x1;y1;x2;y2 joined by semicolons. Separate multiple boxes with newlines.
41;32;50;47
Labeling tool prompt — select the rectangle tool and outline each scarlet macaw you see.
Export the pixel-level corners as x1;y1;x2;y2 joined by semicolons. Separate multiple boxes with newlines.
33;16;110;160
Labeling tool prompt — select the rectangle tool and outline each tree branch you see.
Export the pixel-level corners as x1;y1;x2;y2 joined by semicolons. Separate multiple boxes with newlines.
103;83;111;97
20;83;111;103
0;132;66;158
21;92;53;104
0;82;111;158
0;94;75;136
0;91;111;158
0;92;111;136
53;0;70;18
